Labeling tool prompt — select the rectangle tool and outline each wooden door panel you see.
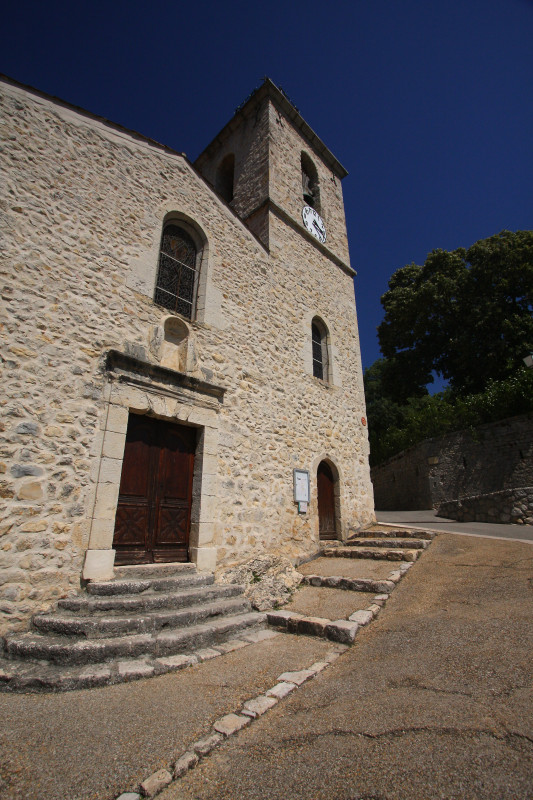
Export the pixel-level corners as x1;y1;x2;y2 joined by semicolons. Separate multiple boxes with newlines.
158;432;194;500
156;505;189;546
117;416;155;494
114;416;155;559
113;414;196;564
117;437;152;497
113;504;150;546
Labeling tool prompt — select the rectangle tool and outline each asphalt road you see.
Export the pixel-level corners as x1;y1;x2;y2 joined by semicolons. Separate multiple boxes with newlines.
376;509;533;543
160;533;533;800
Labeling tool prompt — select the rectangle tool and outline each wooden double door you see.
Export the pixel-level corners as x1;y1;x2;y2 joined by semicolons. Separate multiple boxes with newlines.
112;414;196;565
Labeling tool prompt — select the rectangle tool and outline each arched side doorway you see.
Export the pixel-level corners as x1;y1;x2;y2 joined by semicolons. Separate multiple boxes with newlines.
317;460;338;540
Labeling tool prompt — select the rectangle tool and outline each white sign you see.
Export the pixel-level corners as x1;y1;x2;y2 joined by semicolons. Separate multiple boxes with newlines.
293;469;310;503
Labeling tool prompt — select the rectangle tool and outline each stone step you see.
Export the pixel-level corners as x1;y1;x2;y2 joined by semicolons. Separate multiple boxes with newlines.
113;563;196;579
4;611;265;667
356;528;435;540
336;538;428;550
86;572;214;596
58;582;243;615
0;619;270;693
266;609;359;645
302;574;396;593
323;546;420;562
32;595;250;639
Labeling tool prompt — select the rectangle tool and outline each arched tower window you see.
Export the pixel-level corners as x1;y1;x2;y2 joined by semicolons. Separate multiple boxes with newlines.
301;152;320;212
312;317;329;381
154;224;199;320
215;153;235;203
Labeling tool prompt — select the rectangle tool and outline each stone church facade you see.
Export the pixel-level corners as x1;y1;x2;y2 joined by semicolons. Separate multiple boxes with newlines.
0;76;374;634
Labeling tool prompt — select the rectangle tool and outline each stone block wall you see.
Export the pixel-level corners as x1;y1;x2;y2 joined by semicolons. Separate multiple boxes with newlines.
0;78;374;633
195;98;270;226
371;413;533;516
438;487;533;525
195;81;350;264
267;102;350;267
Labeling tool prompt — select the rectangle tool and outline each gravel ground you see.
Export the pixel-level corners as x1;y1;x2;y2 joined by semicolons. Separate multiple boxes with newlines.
160;534;533;800
0;635;333;800
299;555;398;579
286;586;376;618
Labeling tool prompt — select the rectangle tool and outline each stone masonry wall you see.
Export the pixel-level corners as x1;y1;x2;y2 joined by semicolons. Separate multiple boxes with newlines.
268;102;350;267
371;443;434;511
371;413;533;515
194;92;350;262
195;98;270;225
0;80;374;633
438;487;533;525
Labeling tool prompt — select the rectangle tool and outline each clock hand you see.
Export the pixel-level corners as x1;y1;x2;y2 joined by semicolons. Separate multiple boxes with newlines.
313;220;323;234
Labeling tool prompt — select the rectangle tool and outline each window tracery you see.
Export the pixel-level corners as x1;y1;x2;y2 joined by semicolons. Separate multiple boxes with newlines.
154;224;199;320
312;318;329;381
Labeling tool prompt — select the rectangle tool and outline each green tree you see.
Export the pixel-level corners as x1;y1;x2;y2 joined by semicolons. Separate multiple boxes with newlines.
364;368;533;467
377;230;533;396
366;230;533;466
363;359;407;465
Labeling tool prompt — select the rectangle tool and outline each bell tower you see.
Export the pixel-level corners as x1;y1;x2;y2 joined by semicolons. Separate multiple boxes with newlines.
194;79;351;270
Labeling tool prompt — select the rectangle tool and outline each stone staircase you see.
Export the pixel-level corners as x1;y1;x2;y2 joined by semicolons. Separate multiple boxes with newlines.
267;525;435;644
0;527;436;692
323;527;433;562
0;563;266;692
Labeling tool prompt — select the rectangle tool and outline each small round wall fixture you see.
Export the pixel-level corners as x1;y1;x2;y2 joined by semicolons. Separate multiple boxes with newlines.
302;206;326;244
361;417;367;426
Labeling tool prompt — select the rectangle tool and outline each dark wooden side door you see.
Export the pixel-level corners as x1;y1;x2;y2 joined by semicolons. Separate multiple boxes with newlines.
317;461;336;540
112;414;196;565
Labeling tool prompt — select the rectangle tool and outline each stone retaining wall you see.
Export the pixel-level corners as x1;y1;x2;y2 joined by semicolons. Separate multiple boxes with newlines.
437;487;533;525
371;413;533;516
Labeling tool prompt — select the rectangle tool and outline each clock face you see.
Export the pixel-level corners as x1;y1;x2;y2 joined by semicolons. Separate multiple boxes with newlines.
302;206;326;244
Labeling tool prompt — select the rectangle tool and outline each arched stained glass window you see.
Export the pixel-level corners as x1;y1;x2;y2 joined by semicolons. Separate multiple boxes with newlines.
154;224;198;320
312;318;329;381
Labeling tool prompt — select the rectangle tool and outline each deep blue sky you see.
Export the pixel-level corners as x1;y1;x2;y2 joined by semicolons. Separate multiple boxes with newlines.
3;0;532;376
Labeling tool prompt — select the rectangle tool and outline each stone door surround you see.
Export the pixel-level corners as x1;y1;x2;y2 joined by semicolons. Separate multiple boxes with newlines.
83;351;224;581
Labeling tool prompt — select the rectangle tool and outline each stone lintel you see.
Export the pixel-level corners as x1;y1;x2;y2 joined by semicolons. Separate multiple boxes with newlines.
105;350;226;403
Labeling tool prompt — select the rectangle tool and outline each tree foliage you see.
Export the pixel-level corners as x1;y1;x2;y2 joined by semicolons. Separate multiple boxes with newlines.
378;230;533;396
365;367;533;467
366;230;533;466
